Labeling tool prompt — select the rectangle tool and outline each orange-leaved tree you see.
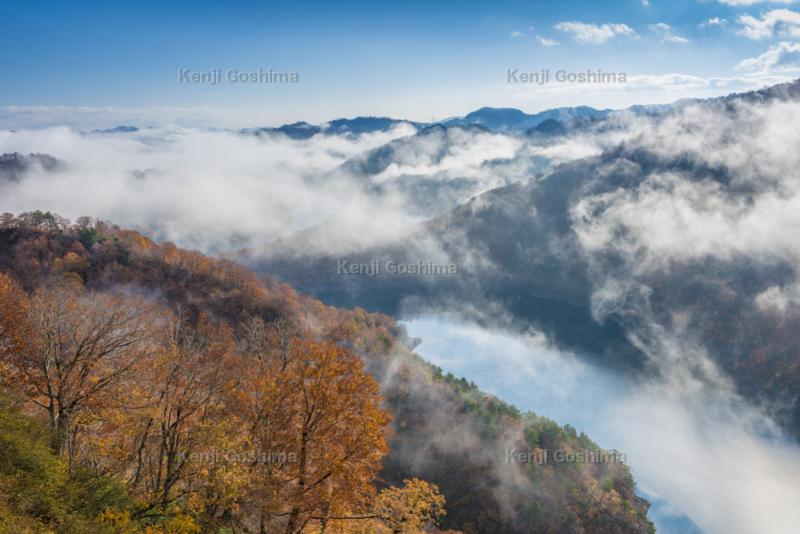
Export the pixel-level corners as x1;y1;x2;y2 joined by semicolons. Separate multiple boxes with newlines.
235;334;392;534
0;276;155;458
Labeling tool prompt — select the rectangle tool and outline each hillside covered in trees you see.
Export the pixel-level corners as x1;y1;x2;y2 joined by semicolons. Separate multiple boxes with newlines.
0;211;653;533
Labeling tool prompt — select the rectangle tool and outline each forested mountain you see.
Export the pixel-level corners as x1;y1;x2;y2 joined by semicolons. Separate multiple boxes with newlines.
254;78;800;440
0;211;653;533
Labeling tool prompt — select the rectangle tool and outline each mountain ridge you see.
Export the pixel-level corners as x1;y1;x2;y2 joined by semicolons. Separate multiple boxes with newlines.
0;211;655;534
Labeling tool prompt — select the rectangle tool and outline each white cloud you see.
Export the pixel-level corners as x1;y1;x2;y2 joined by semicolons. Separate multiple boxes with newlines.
509;71;793;99
623;72;793;91
626;73;718;88
370;127;522;183
0;125;417;256
554;21;639;44
736;41;800;73
535;35;560;47
403;89;800;534
699;17;729;28
510;30;524;38
649;22;690;43
642;0;651;6
738;9;800;39
555;97;800;528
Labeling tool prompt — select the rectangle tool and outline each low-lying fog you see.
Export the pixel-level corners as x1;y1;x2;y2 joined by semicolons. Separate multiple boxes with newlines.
404;316;800;534
4;94;800;534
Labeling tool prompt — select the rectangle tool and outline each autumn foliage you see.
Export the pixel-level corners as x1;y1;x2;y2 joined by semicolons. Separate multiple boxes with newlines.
0;212;447;533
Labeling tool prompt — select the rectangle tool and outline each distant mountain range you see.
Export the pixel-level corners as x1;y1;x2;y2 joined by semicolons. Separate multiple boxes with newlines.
239;106;611;139
85;105;625;139
240;117;424;139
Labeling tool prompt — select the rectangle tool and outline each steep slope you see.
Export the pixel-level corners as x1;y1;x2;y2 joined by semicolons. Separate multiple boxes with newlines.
0;212;653;533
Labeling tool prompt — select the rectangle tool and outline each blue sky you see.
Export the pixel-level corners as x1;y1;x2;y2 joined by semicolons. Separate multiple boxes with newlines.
1;0;799;127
